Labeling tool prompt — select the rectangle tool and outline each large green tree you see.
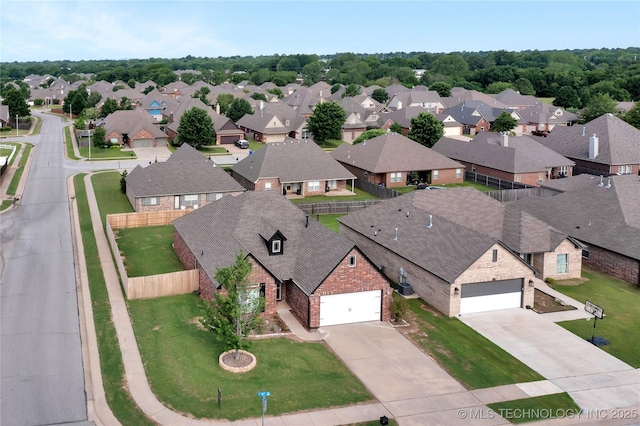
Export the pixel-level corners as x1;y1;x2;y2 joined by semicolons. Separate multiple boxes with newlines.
553;86;581;109
101;98;118;117
216;93;235;114
2;87;30;118
307;101;346;143
343;84;361;98
226;98;253;122
200;252;264;360
580;93;617;123
623;102;640;130
407;112;443;148
353;128;387;144
491;111;518;132
371;88;389;104
429;81;451;97
177;107;216;148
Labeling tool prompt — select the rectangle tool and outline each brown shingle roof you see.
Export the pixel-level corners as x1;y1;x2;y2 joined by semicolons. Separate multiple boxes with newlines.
232;139;355;184
173;191;355;294
331;133;463;173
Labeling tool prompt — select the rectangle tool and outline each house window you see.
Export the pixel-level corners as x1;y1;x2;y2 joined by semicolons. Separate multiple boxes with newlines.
276;281;282;301
523;253;532;265
272;239;281;254
433;170;439;180
514;174;521;183
301;131;309;139
471;164;476;172
174;196;180;209
480;127;485;131
557;254;568;274
183;194;199;207
559;166;568;175
390;172;402;183
308;181;320;191
141;196;159;206
265;182;272;191
456;168;462;179
492;249;498;262
348;254;357;267
206;193;223;202
619;165;632;175
582;246;590;259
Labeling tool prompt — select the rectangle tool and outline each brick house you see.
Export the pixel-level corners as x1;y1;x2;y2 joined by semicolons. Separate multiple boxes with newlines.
102;109;168;148
125;143;245;212
338;188;583;317
433;132;575;186
538;113;640;176
172;190;392;329
511;174;640;286
231;138;356;197
331;132;465;187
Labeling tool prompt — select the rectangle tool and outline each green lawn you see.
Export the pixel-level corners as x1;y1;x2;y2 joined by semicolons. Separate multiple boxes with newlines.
312;213;346;233
7;143;32;195
315;139;344;150
73;174;155;425
199;146;231;155
405;299;544;389
536;97;555;105
488;393;580;424
0;143;20;162
128;294;373;420
290;187;378;204
91;172;134;227
65;127;79;160
77;139;134;159
552;267;640;367
115;225;184;277
0;200;13;211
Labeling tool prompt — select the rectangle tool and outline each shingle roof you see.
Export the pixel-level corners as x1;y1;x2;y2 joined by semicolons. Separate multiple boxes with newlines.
338;188;565;282
540;113;640;166
166;142;208;163
232;139;355;183
126;151;245;197
331;132;463;173
103;109;167;139
432;133;574;173
511;174;640;260
173;191;355;294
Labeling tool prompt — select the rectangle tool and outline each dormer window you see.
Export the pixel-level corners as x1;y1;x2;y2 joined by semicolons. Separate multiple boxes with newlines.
272;239;281;254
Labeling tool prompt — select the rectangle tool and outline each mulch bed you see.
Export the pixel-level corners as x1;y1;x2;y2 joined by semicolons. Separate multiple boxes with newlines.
222;351;253;368
532;288;576;313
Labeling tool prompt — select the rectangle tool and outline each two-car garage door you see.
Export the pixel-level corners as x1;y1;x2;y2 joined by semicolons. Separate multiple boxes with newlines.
319;290;381;327
460;279;523;315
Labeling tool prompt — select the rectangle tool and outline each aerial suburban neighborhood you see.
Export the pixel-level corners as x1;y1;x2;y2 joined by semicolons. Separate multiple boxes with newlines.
1;5;639;424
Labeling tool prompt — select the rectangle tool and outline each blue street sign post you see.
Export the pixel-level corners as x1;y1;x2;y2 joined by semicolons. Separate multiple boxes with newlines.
258;391;270;426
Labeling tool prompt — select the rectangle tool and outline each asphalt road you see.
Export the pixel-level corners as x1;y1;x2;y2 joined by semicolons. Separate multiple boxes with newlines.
0;112;89;426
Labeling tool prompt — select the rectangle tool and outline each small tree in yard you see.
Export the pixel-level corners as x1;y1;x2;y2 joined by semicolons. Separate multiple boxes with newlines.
307;101;346;143
200;252;264;360
408;112;443;148
491;111;518;133
119;170;128;193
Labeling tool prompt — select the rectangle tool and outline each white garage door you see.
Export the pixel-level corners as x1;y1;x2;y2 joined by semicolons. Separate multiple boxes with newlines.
319;290;381;326
460;279;522;315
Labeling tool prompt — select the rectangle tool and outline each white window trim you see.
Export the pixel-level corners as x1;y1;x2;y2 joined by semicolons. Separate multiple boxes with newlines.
308;181;320;191
433;170;439;180
348;254;357;267
557;254;568;274
272;240;281;254
456;168;462;178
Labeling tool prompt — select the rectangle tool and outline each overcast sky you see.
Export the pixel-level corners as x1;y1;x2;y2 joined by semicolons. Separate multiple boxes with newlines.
1;1;639;63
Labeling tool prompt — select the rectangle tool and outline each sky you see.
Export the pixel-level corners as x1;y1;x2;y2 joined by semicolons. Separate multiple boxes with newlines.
1;1;639;63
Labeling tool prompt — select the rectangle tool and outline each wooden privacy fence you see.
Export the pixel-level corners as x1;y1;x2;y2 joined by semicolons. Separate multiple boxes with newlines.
106;211;199;299
354;179;400;198
483;187;541;203
296;199;385;215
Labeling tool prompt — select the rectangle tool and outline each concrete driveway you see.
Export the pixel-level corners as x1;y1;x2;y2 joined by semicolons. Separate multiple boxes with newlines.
323;322;507;425
459;309;639;410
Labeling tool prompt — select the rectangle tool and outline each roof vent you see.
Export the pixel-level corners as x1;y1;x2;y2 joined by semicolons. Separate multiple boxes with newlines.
427;215;433;229
598;175;604;187
393;228;398;241
606;177;611;188
305;215;309;228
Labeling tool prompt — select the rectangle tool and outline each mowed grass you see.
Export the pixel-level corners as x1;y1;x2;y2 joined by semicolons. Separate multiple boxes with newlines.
128;294;373;420
405;299;544;389
65;126;79;160
312;213;346;233
553;267;640;367
488;393;580;424
115;225;184;277
91;171;134;227
73;174;155;425
7;143;32;195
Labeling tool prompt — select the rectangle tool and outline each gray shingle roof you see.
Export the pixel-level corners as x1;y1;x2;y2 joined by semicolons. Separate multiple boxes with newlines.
331;133;463;173
540;113;640;166
511;174;640;260
338;188;566;282
166;143;208;163
103;109;167;139
126;154;245;197
432;133;574;173
173;191;355;294
232;139;355;184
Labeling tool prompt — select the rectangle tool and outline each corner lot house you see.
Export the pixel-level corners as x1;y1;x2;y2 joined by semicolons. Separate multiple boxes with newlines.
331;133;465;187
511;174;640;286
103;109;168;148
338;188;582;316
125;143;245;212
231;138;356;196
173;191;392;329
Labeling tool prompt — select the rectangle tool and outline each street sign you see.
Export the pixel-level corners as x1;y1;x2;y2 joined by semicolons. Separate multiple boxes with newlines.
258;391;271;426
585;300;604;319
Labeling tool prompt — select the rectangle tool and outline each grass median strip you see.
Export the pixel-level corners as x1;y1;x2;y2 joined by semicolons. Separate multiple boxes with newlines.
402;299;544;389
7;143;32;195
128;293;373;420
553;267;640;367
487;393;581;424
73;174;155;426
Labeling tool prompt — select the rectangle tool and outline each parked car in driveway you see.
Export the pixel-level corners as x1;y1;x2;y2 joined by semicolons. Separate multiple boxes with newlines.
235;139;249;149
